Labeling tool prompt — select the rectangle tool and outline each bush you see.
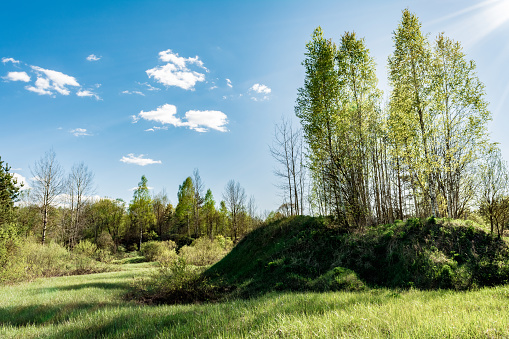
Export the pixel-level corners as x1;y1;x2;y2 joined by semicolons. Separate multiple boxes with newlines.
179;236;233;266
0;223;24;283
141;240;177;262
24;240;73;277
127;256;223;304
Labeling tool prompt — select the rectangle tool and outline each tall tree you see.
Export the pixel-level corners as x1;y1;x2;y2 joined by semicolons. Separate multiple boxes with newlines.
153;189;171;239
31;149;64;245
66;162;95;248
203;189;216;238
270;117;305;216
223;180;246;241
431;33;491;218
192;169;205;236
128;175;155;250
175;177;194;236
388;9;437;217
296;26;344;220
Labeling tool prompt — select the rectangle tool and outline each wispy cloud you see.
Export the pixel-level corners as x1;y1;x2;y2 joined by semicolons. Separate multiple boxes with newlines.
122;90;145;96
132;104;228;133
120;154;162;166
77;89;101;100
3;71;30;82
2;57;20;64
70;128;91;137
146;49;207;90
26;66;80;96
226;78;233;88
86;54;101;61
137;82;161;91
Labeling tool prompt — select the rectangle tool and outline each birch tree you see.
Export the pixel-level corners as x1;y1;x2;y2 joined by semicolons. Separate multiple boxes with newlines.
31;149;64;245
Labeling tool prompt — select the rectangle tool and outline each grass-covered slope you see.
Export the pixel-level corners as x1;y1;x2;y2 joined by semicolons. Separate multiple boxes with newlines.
206;216;509;297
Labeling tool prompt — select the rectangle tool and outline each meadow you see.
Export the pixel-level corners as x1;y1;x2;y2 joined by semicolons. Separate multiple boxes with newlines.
1;261;509;338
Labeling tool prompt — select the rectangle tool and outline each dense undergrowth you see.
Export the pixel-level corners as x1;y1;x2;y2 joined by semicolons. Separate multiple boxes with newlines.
207;216;509;297
132;216;509;303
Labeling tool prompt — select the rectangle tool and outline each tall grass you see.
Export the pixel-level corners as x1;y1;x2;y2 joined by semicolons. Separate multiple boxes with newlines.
1;262;509;338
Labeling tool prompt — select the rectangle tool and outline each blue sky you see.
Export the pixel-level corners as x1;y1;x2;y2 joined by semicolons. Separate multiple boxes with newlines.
2;0;509;213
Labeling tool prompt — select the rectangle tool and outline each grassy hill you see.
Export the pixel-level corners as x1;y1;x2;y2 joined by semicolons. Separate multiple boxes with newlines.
205;216;509;298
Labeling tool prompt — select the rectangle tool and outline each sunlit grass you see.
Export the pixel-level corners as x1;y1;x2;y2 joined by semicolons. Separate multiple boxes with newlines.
1;262;509;338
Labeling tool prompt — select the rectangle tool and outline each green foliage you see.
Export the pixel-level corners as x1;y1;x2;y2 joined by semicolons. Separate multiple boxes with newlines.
0;223;23;283
128;256;224;304
140;240;177;262
179;236;233;266
0;156;21;224
128;175;156;248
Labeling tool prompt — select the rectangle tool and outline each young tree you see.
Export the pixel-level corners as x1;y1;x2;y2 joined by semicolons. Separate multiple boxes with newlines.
270;117;305;216
31;149;64;245
202;189;216;238
478;147;508;236
223;180;246;241
192;169;205;236
128;175;155;250
0;156;21;225
153;189;171;239
66;162;95;248
175;177;194;236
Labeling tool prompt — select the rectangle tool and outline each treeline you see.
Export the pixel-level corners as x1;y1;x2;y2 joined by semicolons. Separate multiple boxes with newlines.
1;151;261;256
288;9;508;234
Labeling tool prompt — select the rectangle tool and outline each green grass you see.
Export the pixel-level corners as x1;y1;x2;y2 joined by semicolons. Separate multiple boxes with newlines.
1;262;509;338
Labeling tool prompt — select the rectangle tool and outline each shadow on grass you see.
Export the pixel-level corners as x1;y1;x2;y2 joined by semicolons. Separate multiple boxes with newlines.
0;289;468;338
0;302;115;326
35;281;131;292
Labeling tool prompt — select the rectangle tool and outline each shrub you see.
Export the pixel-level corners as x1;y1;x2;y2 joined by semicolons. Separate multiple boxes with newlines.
24;240;73;277
127;256;222;304
179;236;233;266
0;223;24;283
141;240;177;262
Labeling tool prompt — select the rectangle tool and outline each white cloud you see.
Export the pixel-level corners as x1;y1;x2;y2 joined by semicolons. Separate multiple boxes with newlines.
4;71;30;82
26;66;80;96
135;104;183;126
226;78;233;88
133;104;229;133
77;89;101;100
122;90;145;96
185;110;228;132
146;49;207;90
145;126;168;132
2;57;20;64
70;128;91;136
86;54;101;61
250;83;271;94
120;154;162;166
